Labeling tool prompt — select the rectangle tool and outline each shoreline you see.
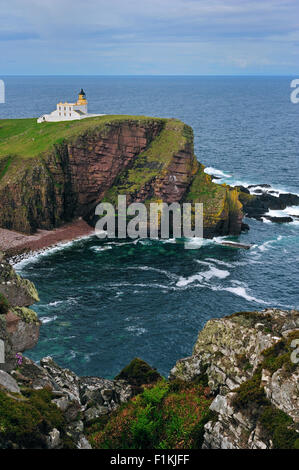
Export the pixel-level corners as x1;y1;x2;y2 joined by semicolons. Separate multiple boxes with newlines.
0;219;94;258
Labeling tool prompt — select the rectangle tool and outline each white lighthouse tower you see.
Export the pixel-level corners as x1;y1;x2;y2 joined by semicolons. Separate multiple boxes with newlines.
37;89;103;123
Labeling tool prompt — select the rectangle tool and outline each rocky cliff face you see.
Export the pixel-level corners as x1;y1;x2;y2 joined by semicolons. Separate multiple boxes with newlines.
171;308;299;449
0;117;244;238
0;252;40;372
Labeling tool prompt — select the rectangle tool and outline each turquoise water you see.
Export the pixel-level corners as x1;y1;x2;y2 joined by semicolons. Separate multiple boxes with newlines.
3;76;298;378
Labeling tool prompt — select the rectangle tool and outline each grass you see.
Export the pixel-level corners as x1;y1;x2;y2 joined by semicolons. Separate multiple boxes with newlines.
0;115;167;160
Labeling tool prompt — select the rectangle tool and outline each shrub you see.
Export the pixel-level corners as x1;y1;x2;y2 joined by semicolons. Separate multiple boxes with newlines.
115;358;162;387
0;388;64;448
259;406;299;449
232;369;267;410
0;293;9;315
89;380;213;449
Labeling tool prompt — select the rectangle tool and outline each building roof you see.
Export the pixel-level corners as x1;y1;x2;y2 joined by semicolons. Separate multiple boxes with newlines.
74;109;86;115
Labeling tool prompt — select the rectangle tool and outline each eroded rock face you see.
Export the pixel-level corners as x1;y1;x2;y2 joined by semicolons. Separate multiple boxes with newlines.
170;308;299;449
0;252;39;307
0;253;40;372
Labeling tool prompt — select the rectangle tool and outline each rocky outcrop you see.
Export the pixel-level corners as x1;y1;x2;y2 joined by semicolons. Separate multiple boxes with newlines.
0;355;134;449
0;117;244;238
238;186;299;223
170;309;299;449
0;252;40;372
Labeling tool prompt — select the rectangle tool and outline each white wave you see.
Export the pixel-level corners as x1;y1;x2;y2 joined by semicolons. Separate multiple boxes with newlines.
90;245;113;252
125;326;147;336
202;267;230;280
176;273;204;287
13;233;95;271
205;258;234;268
223;286;269;304
127;265;179;281
177;263;230;287
204;167;232;179
40;315;58;324
48;300;65;307
263;206;299;223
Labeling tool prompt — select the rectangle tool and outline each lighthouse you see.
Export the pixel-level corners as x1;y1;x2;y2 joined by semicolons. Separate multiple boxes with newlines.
37;89;104;123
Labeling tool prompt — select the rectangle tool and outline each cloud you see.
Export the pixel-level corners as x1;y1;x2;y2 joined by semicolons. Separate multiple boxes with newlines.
1;0;299;74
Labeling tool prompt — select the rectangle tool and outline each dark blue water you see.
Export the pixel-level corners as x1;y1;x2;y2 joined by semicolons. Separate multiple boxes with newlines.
2;76;298;379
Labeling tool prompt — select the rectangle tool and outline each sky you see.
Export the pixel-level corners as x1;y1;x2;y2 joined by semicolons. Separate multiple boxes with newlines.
1;0;299;75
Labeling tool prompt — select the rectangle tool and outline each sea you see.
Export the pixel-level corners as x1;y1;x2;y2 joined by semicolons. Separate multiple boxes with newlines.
1;76;299;378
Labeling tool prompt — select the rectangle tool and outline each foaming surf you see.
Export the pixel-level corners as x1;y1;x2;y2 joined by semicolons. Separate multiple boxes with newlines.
13;233;96;271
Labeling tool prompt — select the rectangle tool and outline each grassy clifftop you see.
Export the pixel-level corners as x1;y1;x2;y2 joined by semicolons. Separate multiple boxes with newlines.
0;115;166;159
0;115;167;184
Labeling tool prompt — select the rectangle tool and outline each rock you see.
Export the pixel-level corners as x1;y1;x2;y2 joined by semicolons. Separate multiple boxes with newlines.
263;216;293;223
76;436;92;450
171;308;299;450
79;375;134;416
0;257;40;372
0;370;20;393
40;357;81;403
219;241;252;249
239;188;299;223
12;356;54;390
84;405;109;422
46;428;61;449
264;369;299;423
0;255;39;307
170;309;296;393
248;184;272;189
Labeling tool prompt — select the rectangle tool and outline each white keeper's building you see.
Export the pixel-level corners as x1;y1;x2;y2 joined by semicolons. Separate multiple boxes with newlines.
37;89;104;123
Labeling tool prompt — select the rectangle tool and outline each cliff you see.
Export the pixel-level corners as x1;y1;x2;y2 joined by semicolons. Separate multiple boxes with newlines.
0;116;244;238
171;309;299;449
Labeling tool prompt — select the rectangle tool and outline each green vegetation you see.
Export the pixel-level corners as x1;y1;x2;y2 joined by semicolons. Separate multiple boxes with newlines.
259;406;299;449
183;164;242;229
0;156;13;182
0;388;64;448
232;368;267;409
12;306;40;324
115;358;162;388
261;330;299;374
0;116;166;159
0;293;10;315
87;380;213;449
